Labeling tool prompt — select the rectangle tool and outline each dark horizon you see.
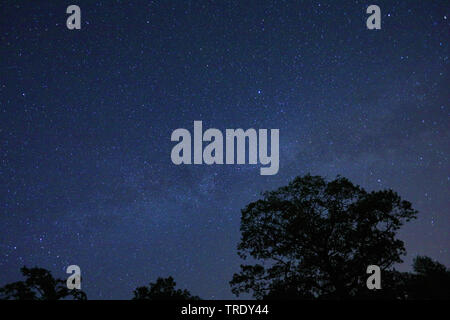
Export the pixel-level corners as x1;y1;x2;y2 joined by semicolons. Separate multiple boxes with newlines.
0;0;448;299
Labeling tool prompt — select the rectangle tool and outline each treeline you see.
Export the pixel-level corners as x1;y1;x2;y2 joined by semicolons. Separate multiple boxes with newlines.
1;174;449;300
1;256;449;300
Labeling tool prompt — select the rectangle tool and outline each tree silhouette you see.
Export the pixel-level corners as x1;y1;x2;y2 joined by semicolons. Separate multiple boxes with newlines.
404;256;450;299
132;276;200;300
348;256;450;300
0;266;86;300
230;174;417;299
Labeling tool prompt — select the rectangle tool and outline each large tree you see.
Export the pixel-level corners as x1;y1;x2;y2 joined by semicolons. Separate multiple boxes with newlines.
0;266;86;300
230;174;417;299
132;276;200;300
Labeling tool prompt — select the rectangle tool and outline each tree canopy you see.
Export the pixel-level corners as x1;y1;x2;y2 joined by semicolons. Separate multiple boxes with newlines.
230;174;418;299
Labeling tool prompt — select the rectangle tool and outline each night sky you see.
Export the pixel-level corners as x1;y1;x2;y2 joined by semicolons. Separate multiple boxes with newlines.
0;1;448;299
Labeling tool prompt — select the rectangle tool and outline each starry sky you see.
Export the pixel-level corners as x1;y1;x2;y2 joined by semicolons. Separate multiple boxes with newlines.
0;0;448;299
